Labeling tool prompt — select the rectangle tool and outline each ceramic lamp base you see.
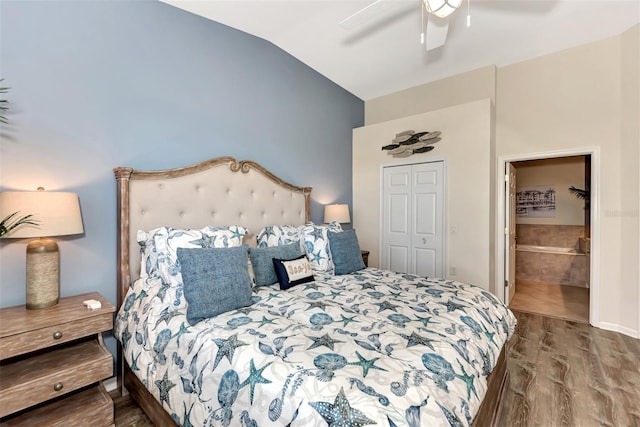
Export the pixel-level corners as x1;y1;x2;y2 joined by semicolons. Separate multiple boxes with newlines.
26;238;60;309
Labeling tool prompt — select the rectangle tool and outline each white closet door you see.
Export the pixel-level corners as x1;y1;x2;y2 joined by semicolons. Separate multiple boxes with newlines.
382;161;445;277
412;162;444;278
382;165;411;273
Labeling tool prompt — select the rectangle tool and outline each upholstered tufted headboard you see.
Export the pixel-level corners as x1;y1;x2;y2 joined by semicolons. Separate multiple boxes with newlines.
114;156;311;308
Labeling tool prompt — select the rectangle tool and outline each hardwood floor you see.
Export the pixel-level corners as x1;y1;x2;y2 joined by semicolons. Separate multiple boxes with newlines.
501;311;640;427
510;279;589;324
112;311;640;427
112;390;153;426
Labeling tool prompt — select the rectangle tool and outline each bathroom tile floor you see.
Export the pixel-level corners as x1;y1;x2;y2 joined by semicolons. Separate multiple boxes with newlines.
509;279;589;323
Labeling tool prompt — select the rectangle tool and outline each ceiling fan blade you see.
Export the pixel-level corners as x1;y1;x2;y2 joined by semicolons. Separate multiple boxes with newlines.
339;0;395;30
425;15;449;51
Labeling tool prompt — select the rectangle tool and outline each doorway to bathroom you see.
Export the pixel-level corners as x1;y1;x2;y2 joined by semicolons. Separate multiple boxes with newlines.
508;155;590;323
498;149;597;325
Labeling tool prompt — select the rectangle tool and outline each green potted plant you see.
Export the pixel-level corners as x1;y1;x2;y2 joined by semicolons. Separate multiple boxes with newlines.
0;212;39;237
568;185;589;209
0;80;40;236
0;78;8;124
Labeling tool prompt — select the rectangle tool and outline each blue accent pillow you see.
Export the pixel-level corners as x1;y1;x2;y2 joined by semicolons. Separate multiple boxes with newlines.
248;243;303;287
272;254;315;290
328;229;365;275
177;245;253;325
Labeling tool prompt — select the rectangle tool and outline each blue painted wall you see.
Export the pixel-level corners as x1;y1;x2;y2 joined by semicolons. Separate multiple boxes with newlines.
0;0;363;355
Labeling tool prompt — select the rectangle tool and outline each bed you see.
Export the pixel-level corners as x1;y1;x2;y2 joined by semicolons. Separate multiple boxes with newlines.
114;156;516;427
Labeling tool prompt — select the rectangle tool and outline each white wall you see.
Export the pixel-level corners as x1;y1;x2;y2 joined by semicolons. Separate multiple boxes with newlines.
496;26;639;337
361;24;640;337
353;99;494;291
365;65;496;126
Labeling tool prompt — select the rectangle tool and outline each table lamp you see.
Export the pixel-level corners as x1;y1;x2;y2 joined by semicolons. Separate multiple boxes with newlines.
0;188;84;309
324;204;350;224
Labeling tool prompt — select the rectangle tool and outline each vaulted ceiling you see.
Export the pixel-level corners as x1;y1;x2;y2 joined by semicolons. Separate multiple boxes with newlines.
160;0;640;100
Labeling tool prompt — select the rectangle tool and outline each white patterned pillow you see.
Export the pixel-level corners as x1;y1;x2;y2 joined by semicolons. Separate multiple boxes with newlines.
137;227;170;278
256;225;305;248
300;221;343;275
139;226;249;288
201;226;250;248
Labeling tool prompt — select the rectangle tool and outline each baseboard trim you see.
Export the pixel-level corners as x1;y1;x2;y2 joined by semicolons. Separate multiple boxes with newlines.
596;321;639;339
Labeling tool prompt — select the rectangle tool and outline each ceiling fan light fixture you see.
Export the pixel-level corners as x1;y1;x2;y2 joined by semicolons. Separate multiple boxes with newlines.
423;0;463;18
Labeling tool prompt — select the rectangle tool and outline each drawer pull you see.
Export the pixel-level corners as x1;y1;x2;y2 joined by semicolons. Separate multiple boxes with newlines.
52;331;63;340
53;382;64;392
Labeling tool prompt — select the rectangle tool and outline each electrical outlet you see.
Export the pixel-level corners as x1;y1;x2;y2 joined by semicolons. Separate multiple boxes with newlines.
450;266;457;275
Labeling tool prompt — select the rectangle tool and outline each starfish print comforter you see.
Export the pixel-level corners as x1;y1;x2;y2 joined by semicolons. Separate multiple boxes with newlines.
115;268;516;426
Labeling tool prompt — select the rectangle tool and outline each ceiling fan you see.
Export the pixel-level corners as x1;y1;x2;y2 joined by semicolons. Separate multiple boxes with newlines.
339;0;469;51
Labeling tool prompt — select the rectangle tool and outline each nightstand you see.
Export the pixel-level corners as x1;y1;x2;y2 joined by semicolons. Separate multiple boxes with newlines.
0;292;115;426
361;250;370;267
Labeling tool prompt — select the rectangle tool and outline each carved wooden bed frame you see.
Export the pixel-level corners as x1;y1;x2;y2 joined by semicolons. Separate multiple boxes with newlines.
114;156;508;426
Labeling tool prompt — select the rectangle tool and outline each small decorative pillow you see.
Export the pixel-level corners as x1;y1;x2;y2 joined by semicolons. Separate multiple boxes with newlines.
256;225;304;248
300;221;343;275
273;254;315;290
177;245;253;325
328;229;365;275
153;225;249;288
248;243;303;287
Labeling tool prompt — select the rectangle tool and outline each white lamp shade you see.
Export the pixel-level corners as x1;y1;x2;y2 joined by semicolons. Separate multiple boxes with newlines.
324;204;350;224
0;190;84;238
424;0;463;18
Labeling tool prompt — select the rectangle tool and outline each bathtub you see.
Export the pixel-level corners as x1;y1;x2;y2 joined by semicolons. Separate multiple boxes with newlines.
516;244;581;255
515;244;588;287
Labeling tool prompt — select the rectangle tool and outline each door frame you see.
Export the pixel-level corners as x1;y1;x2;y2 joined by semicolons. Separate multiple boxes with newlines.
505;163;517;303
379;157;447;276
496;147;600;327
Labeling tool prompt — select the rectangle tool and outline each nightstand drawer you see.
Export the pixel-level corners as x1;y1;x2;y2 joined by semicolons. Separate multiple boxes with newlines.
0;313;113;360
0;383;114;427
0;340;112;418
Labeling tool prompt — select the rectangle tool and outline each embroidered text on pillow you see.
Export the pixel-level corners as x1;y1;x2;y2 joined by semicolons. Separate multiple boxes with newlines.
285;257;313;281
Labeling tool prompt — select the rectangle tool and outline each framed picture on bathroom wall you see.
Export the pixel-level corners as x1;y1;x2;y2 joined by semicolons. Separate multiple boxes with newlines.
516;185;556;218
